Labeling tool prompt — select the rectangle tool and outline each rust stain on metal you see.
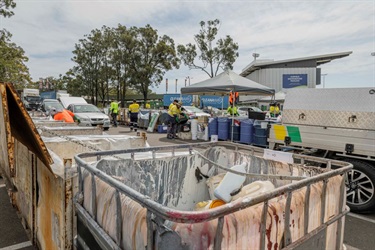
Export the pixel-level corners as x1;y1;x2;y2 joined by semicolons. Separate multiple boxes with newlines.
0;83;14;179
1;82;54;175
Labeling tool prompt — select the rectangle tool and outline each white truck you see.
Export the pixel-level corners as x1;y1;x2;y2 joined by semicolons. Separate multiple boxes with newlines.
21;88;41;110
268;87;375;213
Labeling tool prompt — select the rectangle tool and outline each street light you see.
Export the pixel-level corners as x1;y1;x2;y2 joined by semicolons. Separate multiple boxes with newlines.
186;76;191;86
321;74;327;88
252;53;260;61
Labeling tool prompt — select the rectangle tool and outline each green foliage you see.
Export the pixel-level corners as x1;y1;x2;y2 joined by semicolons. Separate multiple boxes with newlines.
0;0;16;18
68;24;179;106
0;30;31;87
0;0;31;87
177;19;239;78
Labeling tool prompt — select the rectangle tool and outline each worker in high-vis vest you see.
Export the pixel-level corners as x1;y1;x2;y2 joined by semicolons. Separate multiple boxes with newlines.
167;102;182;139
270;102;280;118
110;100;119;127
128;99;140;131
145;101;151;109
169;99;178;110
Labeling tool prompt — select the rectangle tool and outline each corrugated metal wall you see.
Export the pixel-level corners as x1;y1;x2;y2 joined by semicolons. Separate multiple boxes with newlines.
246;68;317;93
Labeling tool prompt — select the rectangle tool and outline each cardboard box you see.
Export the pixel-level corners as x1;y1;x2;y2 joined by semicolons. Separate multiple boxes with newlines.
198;116;209;123
178;132;192;140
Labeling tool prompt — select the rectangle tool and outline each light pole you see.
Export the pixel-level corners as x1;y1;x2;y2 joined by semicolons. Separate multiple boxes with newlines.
186;76;191;86
252;53;260;61
321;74;327;88
372;52;375;87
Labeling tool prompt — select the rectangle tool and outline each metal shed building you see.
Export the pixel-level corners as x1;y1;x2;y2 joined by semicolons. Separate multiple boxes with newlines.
239;51;352;102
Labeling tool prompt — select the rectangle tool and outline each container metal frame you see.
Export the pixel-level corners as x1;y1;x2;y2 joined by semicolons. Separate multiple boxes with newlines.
74;141;351;250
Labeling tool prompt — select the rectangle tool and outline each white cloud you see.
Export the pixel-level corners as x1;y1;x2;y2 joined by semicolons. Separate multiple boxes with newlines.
1;0;374;93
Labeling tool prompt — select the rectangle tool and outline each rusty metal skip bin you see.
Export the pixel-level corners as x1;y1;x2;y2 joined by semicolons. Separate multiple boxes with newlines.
74;142;352;250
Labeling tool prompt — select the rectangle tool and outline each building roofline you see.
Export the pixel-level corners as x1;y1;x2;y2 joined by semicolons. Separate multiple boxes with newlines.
240;51;353;76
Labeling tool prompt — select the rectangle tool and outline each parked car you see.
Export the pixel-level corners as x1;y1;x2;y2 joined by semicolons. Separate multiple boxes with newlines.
40;99;59;113
66;103;111;130
40;99;66;116
181;106;211;118
202;106;223;117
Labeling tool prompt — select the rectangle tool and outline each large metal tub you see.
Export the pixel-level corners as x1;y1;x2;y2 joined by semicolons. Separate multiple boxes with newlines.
74;142;351;250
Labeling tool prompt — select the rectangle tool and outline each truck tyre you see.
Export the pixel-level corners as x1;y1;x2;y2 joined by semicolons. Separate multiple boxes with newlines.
343;159;375;213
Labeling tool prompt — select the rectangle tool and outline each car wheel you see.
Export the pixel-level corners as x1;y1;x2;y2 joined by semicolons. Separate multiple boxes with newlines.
343;158;375;213
103;127;109;131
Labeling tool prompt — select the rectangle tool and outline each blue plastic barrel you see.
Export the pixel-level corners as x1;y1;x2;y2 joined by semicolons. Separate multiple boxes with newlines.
254;135;268;146
240;119;254;144
228;118;241;141
218;117;229;140
254;126;267;136
208;117;218;137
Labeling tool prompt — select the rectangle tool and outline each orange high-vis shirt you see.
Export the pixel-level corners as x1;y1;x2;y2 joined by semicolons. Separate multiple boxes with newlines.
54;110;74;123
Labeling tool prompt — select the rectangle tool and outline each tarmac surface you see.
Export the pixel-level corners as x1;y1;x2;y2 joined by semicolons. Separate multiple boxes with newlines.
0;124;374;249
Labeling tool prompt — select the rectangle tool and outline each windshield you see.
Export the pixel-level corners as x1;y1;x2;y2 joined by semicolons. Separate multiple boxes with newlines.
73;104;101;113
45;102;64;111
25;96;41;102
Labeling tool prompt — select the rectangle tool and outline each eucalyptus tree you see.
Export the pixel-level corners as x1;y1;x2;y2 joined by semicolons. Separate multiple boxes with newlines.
65;69;87;97
72;28;109;104
177;19;239;78
0;0;31;87
97;26;116;105
111;25;137;107
128;25;180;102
0;30;31;87
0;0;16;18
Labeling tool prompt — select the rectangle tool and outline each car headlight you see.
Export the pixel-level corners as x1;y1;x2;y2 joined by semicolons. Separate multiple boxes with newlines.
104;118;110;122
80;117;90;122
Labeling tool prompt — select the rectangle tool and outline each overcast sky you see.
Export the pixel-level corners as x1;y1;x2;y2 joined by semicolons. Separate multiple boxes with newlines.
1;0;374;94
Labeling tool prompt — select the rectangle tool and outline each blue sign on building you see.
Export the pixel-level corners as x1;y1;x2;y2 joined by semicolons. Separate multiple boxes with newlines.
200;95;229;109
163;94;193;106
282;74;308;88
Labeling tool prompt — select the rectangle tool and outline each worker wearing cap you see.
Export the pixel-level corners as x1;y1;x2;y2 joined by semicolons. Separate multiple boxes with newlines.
128;99;140;132
169;99;178;110
167;102;182;139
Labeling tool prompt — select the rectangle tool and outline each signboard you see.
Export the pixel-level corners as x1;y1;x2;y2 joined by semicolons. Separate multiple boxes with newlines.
163;94;193;107
282;74;307;88
263;149;293;164
200;95;229;109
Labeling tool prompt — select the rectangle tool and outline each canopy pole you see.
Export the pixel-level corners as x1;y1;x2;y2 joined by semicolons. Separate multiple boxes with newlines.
231;90;235;142
221;95;224;116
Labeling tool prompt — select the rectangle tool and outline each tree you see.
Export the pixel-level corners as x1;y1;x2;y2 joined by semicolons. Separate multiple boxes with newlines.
0;0;16;18
0;0;31;87
0;30;31;87
177;19;239;78
111;25;136;107
129;25;180;102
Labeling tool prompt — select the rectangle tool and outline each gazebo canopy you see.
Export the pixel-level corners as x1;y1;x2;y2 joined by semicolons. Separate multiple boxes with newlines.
181;70;275;96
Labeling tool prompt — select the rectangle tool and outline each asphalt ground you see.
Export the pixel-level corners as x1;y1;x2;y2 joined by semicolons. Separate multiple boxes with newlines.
0;124;374;249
